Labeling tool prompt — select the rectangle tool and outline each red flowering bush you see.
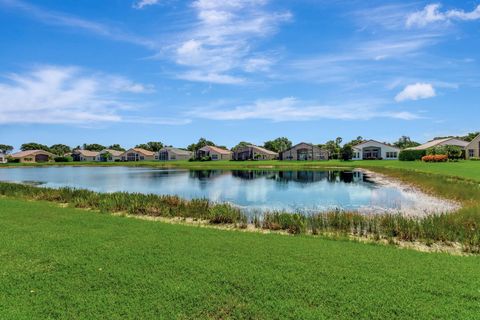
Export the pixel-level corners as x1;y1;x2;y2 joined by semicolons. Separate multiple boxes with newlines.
421;154;448;162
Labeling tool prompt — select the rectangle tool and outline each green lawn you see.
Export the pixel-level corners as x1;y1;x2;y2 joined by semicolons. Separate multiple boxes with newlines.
3;159;480;182
1;198;479;319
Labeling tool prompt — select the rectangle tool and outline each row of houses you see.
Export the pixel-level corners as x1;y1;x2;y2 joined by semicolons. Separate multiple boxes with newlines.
2;135;480;163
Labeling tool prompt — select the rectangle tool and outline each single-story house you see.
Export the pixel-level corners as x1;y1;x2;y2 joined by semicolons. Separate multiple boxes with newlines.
157;147;193;161
72;150;99;162
352;140;400;160
405;137;469;151
120;148;156;161
197;146;233;161
280;143;329;161
0;152;7;163
233;145;278;161
10;150;55;163
96;149;123;162
466;134;480;159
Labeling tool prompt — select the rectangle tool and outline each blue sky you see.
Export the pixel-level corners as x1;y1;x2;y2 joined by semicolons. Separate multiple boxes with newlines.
0;0;479;150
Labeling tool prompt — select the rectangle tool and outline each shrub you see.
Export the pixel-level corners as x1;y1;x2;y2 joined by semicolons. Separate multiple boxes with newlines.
422;155;448;162
54;156;73;162
399;149;426;161
470;157;480;161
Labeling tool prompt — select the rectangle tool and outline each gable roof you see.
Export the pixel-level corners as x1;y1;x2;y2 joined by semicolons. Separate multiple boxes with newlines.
282;142;326;153
99;149;123;157
160;147;192;156
406;138;469;150
73;149;99;157
123;148;156;156
248;145;278;155
352;140;399;150
466;134;480;148
199;145;232;155
11;150;55;158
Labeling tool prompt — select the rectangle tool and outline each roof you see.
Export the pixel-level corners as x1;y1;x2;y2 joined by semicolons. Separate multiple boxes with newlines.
406;138;469;150
73;149;99;157
199;145;232;155
247;145;278;155
100;149;123;157
124;148;156;156
160;147;192;156
466;134;480;147
282;142;326;152
352;140;399;150
11;150;54;158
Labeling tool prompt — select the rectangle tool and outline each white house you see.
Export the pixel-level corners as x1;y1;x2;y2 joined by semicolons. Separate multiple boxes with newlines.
352;140;400;160
0;152;7;164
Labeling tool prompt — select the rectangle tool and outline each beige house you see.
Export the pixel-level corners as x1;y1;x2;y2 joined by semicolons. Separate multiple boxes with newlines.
197;146;233;161
233;145;278;161
121;148;156;161
96;149;123;162
352;140;400;160
406;137;469;151
72;150;99;162
466;134;480;159
10;150;55;163
157;147;193;161
0;152;7;164
280;143;329;161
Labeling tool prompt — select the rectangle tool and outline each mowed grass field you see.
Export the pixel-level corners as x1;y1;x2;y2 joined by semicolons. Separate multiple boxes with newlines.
1;198;479;319
4;159;480;182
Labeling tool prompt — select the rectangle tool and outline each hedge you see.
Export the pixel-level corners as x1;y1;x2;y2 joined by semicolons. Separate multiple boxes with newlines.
399;149;426;161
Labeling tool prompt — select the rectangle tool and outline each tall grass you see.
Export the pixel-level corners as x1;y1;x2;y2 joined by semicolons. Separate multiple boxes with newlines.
0;179;479;253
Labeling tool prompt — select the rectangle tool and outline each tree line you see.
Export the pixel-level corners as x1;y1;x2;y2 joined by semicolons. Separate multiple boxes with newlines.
1;132;478;157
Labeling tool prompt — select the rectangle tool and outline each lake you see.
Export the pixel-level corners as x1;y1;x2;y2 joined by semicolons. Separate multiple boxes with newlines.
0;166;454;215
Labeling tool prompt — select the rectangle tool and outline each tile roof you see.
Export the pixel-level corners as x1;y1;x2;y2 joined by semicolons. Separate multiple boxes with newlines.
74;150;99;157
11;150;54;158
160;147;192;156
200;145;233;155
406;138;469;150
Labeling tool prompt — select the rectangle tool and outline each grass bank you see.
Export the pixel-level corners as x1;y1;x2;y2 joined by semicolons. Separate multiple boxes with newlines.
3;159;480;182
1;198;479;319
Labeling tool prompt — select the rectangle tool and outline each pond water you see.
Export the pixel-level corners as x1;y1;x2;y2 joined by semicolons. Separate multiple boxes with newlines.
0;166;453;215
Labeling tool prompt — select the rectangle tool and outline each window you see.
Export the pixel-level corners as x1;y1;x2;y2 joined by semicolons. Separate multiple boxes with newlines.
212;154;218;160
469;149;474;158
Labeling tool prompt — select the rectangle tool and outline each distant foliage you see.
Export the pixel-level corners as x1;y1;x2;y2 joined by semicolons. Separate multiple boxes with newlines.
0;144;14;154
399;150;426;161
108;144;126;152
393;136;420;149
50;144;72;156
82;144;106;152
54;156;73;162
135;141;164;152
187;138;216;152
263;137;292;153
21;142;50;152
340;145;353;161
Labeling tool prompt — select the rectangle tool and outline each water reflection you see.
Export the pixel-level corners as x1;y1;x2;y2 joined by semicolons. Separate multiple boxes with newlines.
0;166;438;215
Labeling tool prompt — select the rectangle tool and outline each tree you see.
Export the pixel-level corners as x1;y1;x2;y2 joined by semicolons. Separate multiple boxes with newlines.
0;144;13;154
108;144;125;152
324;140;340;159
82;143;106;152
393;136;420;149
135;141;164;152
21;142;50;152
335;137;343;146
187;138;216;152
340;145;353;161
101;151;112;161
232;141;252;151
50;144;71;156
345;136;363;147
263;137;292;153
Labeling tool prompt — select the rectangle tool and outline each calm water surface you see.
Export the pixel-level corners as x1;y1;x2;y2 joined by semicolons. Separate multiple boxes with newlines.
0;166;438;214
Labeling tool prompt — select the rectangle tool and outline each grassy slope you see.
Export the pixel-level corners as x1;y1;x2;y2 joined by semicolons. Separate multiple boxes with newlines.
3;160;480;182
1;198;479;319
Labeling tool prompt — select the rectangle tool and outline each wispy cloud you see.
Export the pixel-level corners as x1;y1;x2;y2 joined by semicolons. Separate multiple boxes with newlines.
132;0;160;10
406;3;480;28
162;0;291;84
395;83;436;102
187;97;421;122
0;65;187;125
0;0;156;48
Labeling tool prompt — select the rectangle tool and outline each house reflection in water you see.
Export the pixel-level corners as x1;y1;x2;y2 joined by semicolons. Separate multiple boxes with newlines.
229;170;370;184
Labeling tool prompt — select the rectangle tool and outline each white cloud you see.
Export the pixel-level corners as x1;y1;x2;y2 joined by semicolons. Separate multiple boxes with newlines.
406;3;480;28
188;97;421;122
0;65;186;125
132;0;160;9
164;0;291;84
0;0;155;48
395;83;436;102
